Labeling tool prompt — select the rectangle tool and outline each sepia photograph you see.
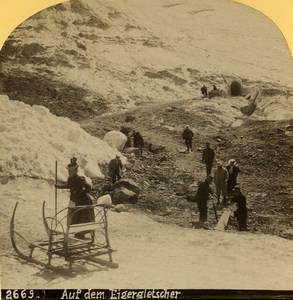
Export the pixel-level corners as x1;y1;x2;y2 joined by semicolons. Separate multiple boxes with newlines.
0;0;293;298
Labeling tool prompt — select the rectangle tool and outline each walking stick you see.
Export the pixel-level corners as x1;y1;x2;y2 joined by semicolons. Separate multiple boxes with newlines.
55;160;58;228
212;196;218;223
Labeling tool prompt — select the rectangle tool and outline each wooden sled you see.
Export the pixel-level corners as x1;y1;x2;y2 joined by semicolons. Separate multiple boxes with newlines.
214;203;237;231
10;201;118;276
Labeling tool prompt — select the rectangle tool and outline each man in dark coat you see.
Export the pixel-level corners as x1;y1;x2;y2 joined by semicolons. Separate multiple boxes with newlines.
132;130;144;157
108;155;123;183
55;157;94;239
202;142;215;176
226;159;241;196
201;85;208;97
231;186;247;231
195;176;214;223
182;125;194;153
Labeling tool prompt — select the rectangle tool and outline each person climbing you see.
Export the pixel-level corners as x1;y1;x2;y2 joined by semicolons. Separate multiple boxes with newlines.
226;159;241;196
201;85;208;97
108;154;123;183
194;175;214;223
182;125;194;153
231;186;248;231
132;129;144;157
213;84;217;90
202;142;215;176
55;157;94;239
214;162;228;205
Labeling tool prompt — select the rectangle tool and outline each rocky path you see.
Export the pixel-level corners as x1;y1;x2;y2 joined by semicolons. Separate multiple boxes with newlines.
81;97;293;238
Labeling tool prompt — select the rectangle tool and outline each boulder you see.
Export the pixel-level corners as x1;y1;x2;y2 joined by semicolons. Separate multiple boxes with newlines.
148;143;166;154
112;187;138;204
97;194;112;206
104;130;127;151
112;178;140;195
125;115;136;122
115;204;127;213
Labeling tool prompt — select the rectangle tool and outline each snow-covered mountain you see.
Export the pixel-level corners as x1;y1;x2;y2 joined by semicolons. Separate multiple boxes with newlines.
0;0;293;120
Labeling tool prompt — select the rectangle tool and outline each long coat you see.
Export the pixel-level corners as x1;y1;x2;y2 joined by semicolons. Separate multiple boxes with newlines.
60;174;94;225
202;148;215;165
232;192;247;231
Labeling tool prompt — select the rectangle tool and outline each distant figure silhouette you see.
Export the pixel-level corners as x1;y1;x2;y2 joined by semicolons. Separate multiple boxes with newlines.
182;125;194;153
201;85;208;97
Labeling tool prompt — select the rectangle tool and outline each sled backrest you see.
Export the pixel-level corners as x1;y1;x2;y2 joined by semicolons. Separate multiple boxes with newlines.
43;202;111;248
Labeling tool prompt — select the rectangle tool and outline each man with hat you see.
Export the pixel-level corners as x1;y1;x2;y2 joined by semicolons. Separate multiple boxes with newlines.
55;157;94;239
108;154;123;184
226;159;240;196
231;186;247;231
214;161;228;204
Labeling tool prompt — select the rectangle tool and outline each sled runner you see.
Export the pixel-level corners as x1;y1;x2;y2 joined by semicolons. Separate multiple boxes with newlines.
10;201;118;276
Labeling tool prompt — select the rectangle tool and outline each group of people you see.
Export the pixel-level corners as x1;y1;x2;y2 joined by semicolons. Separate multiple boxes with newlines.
56;124;246;240
200;84;217;98
196;142;247;231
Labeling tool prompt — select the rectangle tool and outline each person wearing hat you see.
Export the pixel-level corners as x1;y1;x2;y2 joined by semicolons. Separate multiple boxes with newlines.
182;125;194;153
226;159;241;196
55;157;94;239
231;186;247;231
202;142;216;176
194;175;214;223
214;161;228;204
108;154;123;184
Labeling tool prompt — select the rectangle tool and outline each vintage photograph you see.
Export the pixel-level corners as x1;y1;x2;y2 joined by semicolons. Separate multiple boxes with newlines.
0;0;293;297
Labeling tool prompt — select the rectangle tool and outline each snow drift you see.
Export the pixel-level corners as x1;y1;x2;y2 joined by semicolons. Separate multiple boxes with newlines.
0;95;125;182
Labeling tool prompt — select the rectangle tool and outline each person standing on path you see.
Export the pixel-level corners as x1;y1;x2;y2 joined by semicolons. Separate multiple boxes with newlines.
182;125;194;153
201;85;208;97
108;155;123;184
132;129;144;157
194;175;214;223
214;162;228;204
55;157;94;239
226;159;240;196
231;186;248;231
202;142;215;176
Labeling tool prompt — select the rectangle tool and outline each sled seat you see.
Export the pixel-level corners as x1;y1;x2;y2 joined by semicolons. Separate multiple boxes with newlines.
42;202;118;270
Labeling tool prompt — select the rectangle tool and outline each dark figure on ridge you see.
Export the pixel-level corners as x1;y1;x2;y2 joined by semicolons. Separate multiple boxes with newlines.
182;125;194;153
202;142;215;176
